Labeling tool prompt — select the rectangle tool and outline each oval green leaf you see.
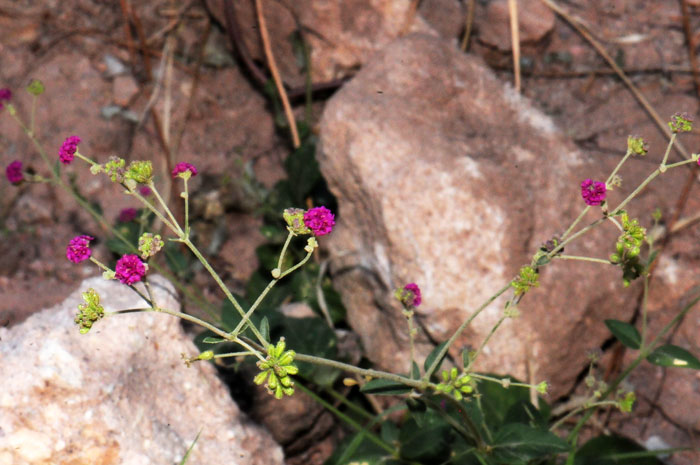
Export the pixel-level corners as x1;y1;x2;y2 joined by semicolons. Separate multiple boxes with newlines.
491;423;568;463
647;344;700;369
604;320;641;349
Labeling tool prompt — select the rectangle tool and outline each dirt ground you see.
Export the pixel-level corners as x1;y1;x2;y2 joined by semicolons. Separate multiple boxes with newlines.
1;1;699;464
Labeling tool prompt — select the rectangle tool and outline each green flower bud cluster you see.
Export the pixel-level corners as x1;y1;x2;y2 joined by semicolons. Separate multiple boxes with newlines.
283;208;312;235
610;213;647;287
254;338;299;399
627;135;648;156
104;156;126;182
26;79;45;96
617;390;635;413
125;160;153;185
75;288;104;334
138;232;164;260
668;112;693;133
511;265;540;296
435;367;473;401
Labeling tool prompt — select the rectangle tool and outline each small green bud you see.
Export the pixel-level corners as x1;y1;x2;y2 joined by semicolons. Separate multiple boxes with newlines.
102;270;116;280
627;135;648;156
198;350;214;361
460;385;473;394
454;390;463;401
26;79;45;96
450;367;458;380
441;370;449;382
536;381;548;395
274;385;284;400
271;268;281;279
282;386;295;396
283;208;312;235
285;365;299;376
279;350;296;366
253;371;269;385
304;237;318;253
275;339;286;358
268;373;279;390
90;164;104;175
279;376;293;388
125;160;153;184
618;391;635;413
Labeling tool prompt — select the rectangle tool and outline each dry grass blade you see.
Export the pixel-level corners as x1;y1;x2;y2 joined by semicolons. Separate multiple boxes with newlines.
255;0;300;148
460;0;476;52
508;0;521;92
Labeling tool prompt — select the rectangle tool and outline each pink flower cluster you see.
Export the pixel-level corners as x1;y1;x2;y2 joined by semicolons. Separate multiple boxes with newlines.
115;254;147;285
59;136;81;164
580;179;606;206
403;283;422;307
172;162;198;178
118;208;138;223
303;206;335;236
0;88;10;110
5;160;23;184
66;235;94;263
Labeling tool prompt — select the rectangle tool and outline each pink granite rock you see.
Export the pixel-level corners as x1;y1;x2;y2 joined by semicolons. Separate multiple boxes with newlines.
0;275;284;465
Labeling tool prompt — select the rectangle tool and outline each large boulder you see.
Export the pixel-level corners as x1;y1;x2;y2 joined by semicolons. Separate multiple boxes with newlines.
318;33;639;397
0;275;284;465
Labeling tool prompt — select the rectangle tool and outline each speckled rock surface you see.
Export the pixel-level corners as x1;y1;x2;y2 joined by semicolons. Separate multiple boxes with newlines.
0;275;284;465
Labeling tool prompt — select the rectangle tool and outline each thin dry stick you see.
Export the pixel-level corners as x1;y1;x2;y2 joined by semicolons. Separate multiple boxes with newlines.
401;0;421;35
460;0;476;52
540;0;691;160
679;0;700;96
254;0;300;148
508;0;521;92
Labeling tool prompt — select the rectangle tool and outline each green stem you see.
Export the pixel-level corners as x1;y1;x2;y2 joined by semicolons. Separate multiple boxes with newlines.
212;351;256;359
404;309;417;374
567;288;700;442
148;180;184;236
183;177;190;239
554;255;612;265
295;382;397;456
280;250;314;278
324;386;376;421
294;353;429;390
659;133;677;169
641;274;649;346
466;314;508;372
561;206;590;241
550;400;618;432
230;278;277;344
606;149;632;185
424;283;511;381
29;95;37;135
663;158;696;170
470;373;539;390
610;169;660;215
277;231;294;271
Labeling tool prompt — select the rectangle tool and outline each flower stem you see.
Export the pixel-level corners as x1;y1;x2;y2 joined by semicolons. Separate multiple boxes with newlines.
466;313;508;372
424;283;512;381
606;149;632;185
554;255;612;265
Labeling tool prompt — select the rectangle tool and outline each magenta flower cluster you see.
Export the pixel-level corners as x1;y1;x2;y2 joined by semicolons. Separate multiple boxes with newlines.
0;88;10;110
5;160;23;184
580;179;606;206
403;283;422;307
66;235;94;263
59;136;81;164
303;206;335;236
172;162;198;178
118;207;138;223
115;254;147;285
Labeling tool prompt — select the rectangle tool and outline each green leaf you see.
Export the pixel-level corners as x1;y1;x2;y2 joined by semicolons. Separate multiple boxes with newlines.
399;411;452;463
360;378;411;395
647;344;700;369
282;317;340;387
410;361;420;380
574;435;664;465
604;320;641;349
202;336;226;344
491;423;568;463
260;316;270;343
424;341;449;375
475;374;531;430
